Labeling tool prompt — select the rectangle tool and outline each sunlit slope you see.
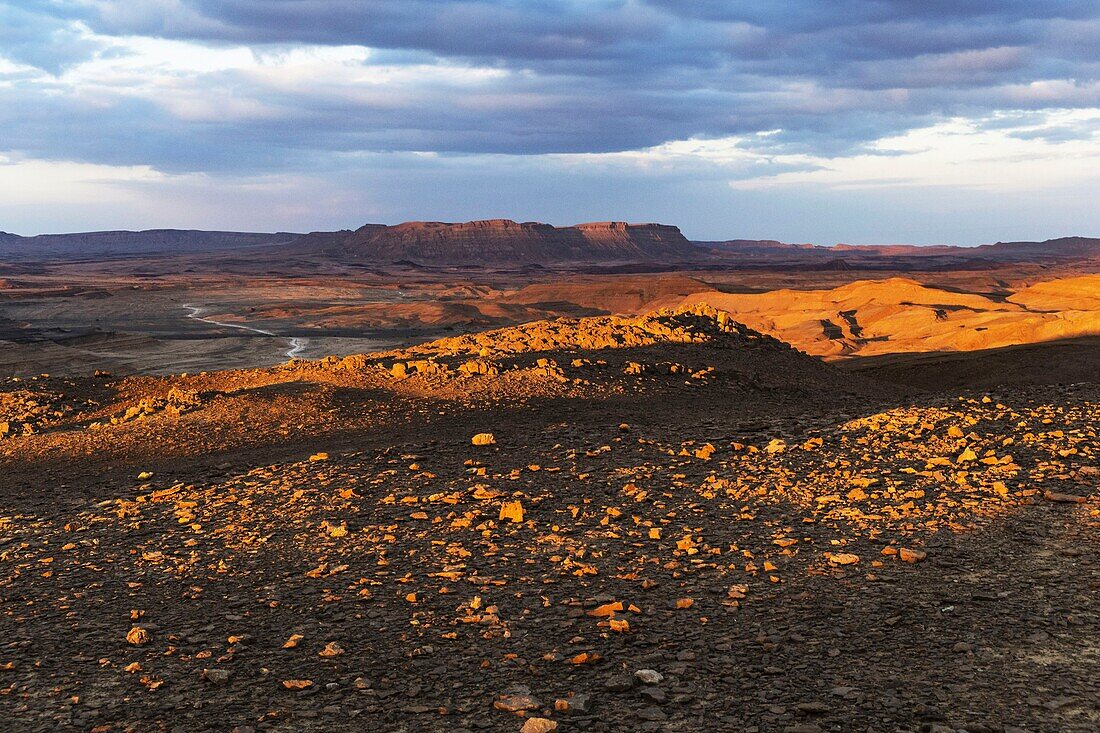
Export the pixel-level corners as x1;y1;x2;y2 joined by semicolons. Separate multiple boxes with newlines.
676;275;1100;358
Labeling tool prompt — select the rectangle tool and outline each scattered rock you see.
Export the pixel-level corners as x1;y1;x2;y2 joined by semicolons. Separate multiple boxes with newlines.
520;718;558;733
635;669;664;685
499;500;525;523
319;641;344;657
606;676;635;693
472;433;497;446
125;627;151;646
898;547;927;563
202;668;230;685
495;687;541;713
1043;490;1086;504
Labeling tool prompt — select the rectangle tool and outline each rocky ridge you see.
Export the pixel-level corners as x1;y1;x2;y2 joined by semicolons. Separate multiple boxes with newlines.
312;219;701;265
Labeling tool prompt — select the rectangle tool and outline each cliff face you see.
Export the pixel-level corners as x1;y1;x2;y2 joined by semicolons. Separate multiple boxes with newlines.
571;222;693;259
329;219;701;264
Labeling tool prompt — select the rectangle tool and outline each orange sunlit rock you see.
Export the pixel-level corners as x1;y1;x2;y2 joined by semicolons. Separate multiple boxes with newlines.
588;601;624;617
125;627;151;646
471;433;496;446
499;500;525;523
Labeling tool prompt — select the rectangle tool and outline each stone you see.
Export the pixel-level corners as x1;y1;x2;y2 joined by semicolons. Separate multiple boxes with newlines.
637;706;667;721
472;433;497;446
765;439;787;454
319;641;344;657
1043;490;1086;503
495;687;541;713
635;669;664;685
898;547;927;563
520;719;558;733
499;500;525;523
125;627;151;646
606;675;635;692
202;668;230;685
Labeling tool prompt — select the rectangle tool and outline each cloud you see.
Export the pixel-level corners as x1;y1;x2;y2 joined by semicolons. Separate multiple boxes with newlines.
0;1;1097;240
0;2;103;73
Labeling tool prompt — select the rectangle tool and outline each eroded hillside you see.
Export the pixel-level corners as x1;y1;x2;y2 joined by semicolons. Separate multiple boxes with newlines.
676;275;1100;358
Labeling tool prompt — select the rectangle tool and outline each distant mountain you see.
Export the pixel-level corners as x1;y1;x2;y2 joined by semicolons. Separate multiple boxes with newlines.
697;239;827;258
832;243;963;256
974;236;1100;259
0;229;301;259
699;235;1095;260
832;237;1100;260
1;223;1095;268
698;239;821;253
296;219;703;265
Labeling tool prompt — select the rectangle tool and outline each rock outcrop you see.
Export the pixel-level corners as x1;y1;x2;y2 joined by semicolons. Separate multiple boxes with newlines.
312;219;702;265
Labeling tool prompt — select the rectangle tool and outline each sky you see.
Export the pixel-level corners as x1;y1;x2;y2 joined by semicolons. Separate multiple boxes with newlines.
1;1;1099;244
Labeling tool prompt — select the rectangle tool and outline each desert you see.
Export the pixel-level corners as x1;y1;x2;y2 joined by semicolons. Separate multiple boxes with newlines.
0;224;1098;732
4;3;1100;731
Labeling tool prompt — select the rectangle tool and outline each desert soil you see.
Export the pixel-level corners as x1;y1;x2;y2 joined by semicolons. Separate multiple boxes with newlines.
0;306;1096;732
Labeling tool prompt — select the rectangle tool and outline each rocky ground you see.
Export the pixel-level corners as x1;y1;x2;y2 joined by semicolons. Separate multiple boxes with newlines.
0;307;1096;732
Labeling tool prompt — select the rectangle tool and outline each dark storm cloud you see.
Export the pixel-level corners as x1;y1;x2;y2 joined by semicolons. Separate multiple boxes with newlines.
85;1;1098;66
1;0;1098;173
